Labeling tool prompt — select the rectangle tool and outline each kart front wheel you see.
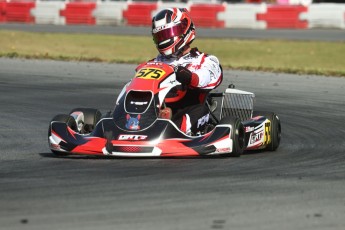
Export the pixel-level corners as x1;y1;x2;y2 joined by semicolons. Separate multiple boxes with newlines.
253;111;281;151
219;116;245;157
48;114;77;157
69;108;102;134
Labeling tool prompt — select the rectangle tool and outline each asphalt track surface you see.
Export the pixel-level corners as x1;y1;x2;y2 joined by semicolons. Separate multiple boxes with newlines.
1;58;345;230
1;24;345;41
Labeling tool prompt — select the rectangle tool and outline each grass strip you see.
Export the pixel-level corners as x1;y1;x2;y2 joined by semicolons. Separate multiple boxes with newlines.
0;30;344;77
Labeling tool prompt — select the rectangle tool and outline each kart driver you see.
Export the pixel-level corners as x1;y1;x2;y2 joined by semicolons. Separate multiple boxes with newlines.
136;8;223;135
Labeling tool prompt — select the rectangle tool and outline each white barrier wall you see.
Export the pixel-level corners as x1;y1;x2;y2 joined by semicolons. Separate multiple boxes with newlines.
219;4;267;29
2;2;345;29
93;2;127;26
154;2;189;18
300;3;345;29
31;2;65;25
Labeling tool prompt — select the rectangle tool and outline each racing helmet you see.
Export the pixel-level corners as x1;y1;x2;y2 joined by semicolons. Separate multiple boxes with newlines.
152;8;196;57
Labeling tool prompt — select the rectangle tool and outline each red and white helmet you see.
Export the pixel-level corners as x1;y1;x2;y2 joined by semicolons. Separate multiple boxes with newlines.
152;8;196;57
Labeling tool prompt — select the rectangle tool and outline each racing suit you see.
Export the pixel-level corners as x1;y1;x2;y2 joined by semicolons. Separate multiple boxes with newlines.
139;48;223;135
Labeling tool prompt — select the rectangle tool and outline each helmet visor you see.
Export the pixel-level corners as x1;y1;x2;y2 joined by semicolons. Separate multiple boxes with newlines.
153;22;187;45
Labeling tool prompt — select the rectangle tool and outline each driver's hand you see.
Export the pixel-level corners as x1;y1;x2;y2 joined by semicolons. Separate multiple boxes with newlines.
175;66;192;86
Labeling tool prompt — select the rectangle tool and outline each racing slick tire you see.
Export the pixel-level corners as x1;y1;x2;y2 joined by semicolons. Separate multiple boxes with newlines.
69;108;102;134
252;111;281;151
48;114;78;157
219;116;245;157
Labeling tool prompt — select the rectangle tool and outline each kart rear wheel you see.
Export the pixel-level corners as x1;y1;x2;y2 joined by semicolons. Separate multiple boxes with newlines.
69;108;102;134
252;111;281;151
219;116;245;157
48;114;77;156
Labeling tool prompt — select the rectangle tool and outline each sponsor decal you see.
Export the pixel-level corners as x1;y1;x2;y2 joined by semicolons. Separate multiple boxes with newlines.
208;56;219;64
146;62;163;66
152;23;173;33
197;114;210;128
125;114;141;130
216;147;231;153
245;126;254;132
264;122;271;145
181;54;196;61
118;135;148;141
250;131;264;145
251;116;263;121
50;143;60;150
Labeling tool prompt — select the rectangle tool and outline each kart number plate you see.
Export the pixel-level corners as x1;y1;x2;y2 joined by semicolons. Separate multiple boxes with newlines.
135;68;166;80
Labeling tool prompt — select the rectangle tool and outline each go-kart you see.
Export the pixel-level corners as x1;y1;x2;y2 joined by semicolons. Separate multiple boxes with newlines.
48;62;281;157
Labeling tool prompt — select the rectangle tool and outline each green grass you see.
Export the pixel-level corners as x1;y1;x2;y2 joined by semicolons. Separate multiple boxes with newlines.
0;30;344;77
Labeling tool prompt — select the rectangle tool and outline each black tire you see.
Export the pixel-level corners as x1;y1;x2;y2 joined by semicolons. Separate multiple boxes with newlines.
219;116;245;157
48;114;77;156
252;111;281;151
69;108;102;134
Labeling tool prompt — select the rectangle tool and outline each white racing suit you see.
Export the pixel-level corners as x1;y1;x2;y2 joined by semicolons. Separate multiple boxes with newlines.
139;48;223;135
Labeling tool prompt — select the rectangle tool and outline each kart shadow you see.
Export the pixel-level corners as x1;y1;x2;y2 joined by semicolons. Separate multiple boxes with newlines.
39;152;116;160
39;152;254;160
243;150;268;155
